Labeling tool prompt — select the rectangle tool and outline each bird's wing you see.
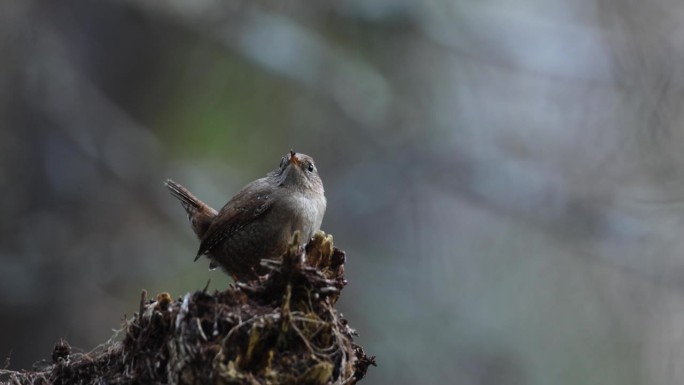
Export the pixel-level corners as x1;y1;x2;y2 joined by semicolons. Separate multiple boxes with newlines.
195;179;276;260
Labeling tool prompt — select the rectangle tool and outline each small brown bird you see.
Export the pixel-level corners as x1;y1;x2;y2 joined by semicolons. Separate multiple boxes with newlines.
165;151;326;281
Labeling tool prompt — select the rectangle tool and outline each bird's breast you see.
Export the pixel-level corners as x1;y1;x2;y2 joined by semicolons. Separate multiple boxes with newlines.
279;192;326;237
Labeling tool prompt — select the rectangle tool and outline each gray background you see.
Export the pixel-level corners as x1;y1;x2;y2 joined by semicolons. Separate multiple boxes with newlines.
3;1;684;384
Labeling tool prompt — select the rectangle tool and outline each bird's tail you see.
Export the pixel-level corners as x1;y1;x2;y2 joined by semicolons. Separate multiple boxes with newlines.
165;179;217;239
165;179;204;211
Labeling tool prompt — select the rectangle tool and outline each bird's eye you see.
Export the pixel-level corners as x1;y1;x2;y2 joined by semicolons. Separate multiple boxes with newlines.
307;162;315;172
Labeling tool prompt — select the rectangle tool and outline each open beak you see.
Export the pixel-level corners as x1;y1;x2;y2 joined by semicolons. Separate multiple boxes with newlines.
288;150;300;166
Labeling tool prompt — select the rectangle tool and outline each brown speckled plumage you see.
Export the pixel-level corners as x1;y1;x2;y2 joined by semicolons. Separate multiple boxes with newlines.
165;151;326;281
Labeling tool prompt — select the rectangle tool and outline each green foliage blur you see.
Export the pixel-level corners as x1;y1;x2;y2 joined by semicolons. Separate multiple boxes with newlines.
3;1;684;384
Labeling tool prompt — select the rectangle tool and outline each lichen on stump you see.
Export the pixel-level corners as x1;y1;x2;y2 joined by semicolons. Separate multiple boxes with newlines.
1;231;375;385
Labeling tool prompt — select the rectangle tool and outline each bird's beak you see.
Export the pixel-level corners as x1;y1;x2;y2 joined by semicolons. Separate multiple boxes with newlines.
288;150;300;166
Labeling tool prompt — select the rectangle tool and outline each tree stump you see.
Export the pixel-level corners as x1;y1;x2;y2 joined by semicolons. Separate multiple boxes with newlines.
1;231;375;385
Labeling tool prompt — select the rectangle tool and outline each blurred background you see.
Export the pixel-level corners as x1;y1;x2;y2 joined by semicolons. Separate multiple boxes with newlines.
3;0;684;384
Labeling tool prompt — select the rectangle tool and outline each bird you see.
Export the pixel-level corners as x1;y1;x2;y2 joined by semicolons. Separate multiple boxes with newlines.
165;150;326;281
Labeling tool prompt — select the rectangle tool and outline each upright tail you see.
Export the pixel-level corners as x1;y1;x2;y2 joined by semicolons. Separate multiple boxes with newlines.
165;179;217;239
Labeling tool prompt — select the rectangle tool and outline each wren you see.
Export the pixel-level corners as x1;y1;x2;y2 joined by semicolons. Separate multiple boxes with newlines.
165;150;326;281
